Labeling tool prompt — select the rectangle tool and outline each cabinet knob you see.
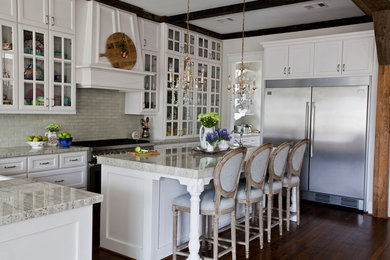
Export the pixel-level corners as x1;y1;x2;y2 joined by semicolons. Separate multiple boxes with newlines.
342;64;346;72
337;64;340;72
144;39;147;47
284;67;287;75
288;67;291;75
51;16;55;26
45;15;49;24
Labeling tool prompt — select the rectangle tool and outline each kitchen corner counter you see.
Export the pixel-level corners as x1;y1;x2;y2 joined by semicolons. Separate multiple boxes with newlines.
0;145;90;159
0;177;102;226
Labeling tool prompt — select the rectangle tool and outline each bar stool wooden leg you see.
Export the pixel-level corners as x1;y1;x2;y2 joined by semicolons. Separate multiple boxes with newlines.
286;187;291;231
278;191;283;236
213;215;219;259
231;210;237;260
297;187;300;226
258;200;263;249
245;203;250;258
172;207;178;260
202;215;206;251
208;215;212;250
267;194;272;243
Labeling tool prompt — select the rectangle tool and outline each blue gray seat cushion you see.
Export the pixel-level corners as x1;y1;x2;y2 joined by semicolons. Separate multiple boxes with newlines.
283;175;300;185
264;181;282;192
236;182;263;200
173;189;235;211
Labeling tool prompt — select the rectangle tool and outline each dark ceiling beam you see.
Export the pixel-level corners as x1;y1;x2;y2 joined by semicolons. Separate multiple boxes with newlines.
171;22;222;39
352;0;390;17
165;0;312;23
221;15;372;40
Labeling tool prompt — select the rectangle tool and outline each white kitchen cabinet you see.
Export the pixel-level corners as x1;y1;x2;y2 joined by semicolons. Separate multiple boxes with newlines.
342;37;374;75
183;30;196;57
59;151;86;168
18;0;74;34
263;46;288;78
28;154;59;172
0;20;18;111
210;39;222;62
139;18;159;52
197;35;209;60
125;50;159;114
0;156;27;175
314;40;343;76
29;166;87;188
264;44;313;79
166;26;183;55
0;0;17;21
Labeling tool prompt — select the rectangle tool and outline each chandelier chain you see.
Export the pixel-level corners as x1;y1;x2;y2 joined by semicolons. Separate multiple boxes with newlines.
186;0;190;55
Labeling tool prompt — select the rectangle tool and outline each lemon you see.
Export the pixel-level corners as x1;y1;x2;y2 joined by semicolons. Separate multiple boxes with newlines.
27;136;33;142
33;137;40;142
58;133;63;138
65;134;71;138
37;136;43;141
42;137;48;141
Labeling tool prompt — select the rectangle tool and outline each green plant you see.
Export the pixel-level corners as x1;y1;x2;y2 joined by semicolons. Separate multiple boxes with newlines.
197;112;220;128
46;124;60;132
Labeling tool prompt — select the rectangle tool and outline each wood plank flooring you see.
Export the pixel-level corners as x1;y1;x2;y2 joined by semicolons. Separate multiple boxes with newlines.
92;201;390;259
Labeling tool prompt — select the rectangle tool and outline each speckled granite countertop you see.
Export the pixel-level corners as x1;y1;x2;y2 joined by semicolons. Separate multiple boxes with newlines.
0;146;90;159
97;145;255;179
0;177;102;226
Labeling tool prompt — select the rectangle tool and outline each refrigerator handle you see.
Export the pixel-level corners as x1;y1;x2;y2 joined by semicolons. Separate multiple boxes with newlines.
305;102;310;139
311;102;316;157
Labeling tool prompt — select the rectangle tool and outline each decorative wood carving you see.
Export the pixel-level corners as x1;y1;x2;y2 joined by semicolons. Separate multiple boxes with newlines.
99;32;137;70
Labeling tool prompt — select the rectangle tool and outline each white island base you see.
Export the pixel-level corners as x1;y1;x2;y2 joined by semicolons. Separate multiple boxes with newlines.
0;206;93;260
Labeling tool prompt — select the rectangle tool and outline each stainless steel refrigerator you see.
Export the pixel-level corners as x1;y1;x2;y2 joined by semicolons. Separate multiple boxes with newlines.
263;77;369;210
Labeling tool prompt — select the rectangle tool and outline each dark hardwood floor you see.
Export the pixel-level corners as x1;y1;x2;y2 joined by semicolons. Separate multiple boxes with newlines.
92;201;390;259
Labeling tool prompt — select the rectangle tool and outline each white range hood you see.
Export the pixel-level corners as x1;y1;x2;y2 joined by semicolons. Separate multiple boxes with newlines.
75;0;151;91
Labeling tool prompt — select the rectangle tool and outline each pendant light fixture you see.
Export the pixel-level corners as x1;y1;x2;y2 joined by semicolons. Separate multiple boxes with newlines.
168;0;204;105
227;0;256;110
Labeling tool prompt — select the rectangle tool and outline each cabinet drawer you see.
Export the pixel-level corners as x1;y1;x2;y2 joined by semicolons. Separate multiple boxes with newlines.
28;154;59;173
29;166;87;188
242;137;260;146
59;152;87;168
0;157;28;175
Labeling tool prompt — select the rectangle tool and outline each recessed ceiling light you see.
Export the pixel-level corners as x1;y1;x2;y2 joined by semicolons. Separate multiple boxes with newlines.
216;17;234;23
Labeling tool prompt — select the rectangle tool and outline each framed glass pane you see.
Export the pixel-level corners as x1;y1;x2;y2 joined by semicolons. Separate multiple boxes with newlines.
36;59;44;81
2;80;13;105
151;92;156;109
167;106;172;120
144;92;150;108
167;90;172;104
174;31;180;41
23;30;33;54
173;106;178;120
2;26;13;51
173;122;178;136
168;40;173;51
54;61;62;83
53;36;62;58
144;75;150;90
64;86;71;106
64;63;71;83
24;57;33;80
151;55;157;72
145;54;150;71
216;94;220;106
182;122;187;136
64;38;71;60
36;33;44;56
151;75;156;90
2;53;13;78
54;84;62;107
166;122;171;136
168;29;173;39
23;82;33;105
36;84;45;106
174;42;179;52
188;122;193;135
211;94;215;106
183;106;187;120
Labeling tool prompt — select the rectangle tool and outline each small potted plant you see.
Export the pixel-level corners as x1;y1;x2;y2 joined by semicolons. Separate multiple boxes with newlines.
198;112;221;149
205;131;219;152
45;124;61;147
217;128;232;151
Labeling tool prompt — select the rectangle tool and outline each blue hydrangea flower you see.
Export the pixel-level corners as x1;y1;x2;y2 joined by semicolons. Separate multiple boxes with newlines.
206;131;219;145
216;128;232;141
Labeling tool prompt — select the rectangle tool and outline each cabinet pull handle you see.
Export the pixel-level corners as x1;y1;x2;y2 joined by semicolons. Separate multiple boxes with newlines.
288;67;291;75
45;15;49;24
342;64;346;72
39;162;50;165
284;67;287;75
337;64;340;72
69;159;79;162
4;165;16;169
46;98;49;107
54;180;64;183
51;16;55;26
51;98;55;107
144;39;147;47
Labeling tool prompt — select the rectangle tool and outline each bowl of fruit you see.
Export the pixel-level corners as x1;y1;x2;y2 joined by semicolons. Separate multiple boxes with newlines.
26;135;48;149
58;132;72;148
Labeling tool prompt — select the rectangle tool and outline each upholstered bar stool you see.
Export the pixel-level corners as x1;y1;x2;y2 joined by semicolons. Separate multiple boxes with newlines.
264;141;292;243
172;147;247;260
236;143;273;258
283;139;309;231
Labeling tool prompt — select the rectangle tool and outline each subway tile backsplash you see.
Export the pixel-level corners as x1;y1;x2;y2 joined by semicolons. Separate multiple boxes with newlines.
0;89;143;148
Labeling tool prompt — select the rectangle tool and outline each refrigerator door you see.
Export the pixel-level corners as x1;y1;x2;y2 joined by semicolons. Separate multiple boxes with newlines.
263;87;311;191
309;86;368;199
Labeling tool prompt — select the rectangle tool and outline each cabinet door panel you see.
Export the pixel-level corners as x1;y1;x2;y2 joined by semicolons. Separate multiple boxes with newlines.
0;0;17;21
288;43;314;78
140;19;159;52
49;0;75;34
264;46;288;79
18;0;48;29
314;40;342;77
342;37;374;75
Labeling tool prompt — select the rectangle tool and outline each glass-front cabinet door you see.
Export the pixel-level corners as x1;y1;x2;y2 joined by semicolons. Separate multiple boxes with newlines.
166;56;180;137
183;31;196;57
167;27;182;54
198;36;209;59
143;51;158;113
210;65;221;114
196;62;208;134
211;40;222;62
0;21;17;110
50;32;75;111
19;25;48;110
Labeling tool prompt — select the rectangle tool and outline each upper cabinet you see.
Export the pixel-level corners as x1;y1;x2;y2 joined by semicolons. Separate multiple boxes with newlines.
0;0;17;21
263;31;375;79
18;0;75;34
138;18;159;52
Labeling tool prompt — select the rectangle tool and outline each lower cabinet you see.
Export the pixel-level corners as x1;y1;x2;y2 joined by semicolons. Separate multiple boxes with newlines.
28;166;87;188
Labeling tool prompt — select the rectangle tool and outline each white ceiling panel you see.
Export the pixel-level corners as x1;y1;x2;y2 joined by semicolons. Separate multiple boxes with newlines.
189;0;365;34
121;0;256;16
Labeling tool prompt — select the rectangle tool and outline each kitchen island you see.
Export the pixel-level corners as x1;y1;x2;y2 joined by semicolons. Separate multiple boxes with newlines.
97;145;258;260
0;176;102;260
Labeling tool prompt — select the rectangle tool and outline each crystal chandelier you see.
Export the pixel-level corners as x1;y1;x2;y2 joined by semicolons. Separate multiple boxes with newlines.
168;0;204;105
227;0;256;110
